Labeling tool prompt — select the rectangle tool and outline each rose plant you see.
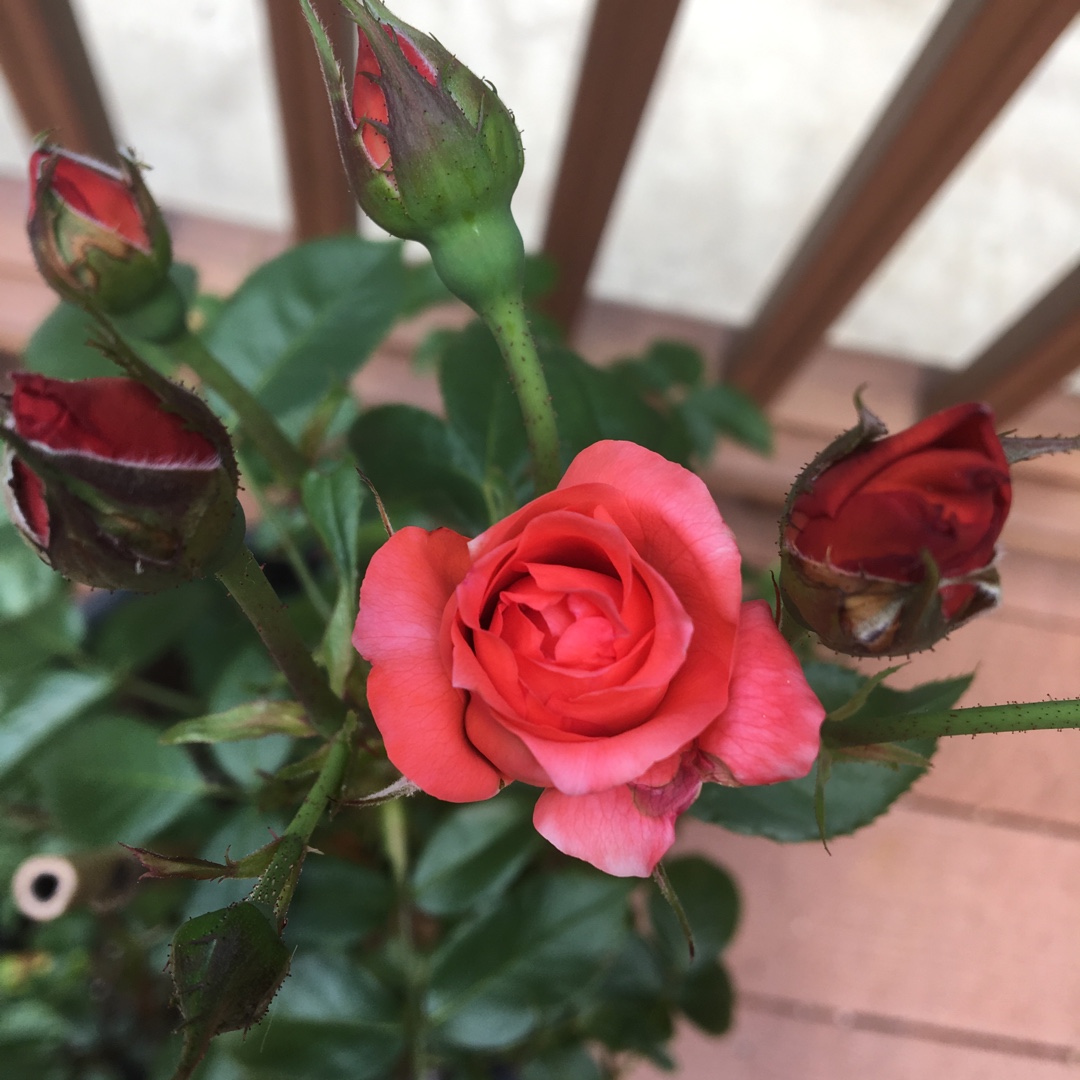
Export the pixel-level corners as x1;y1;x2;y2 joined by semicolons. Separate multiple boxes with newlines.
4;3;1080;1080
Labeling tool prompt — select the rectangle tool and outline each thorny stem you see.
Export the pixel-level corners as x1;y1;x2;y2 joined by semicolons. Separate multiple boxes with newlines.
822;698;1080;747
215;545;346;739
248;713;355;920
479;293;562;494
380;799;429;1080
164;329;309;486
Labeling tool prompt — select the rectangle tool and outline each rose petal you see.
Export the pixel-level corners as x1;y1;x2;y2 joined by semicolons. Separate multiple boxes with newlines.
697;600;824;785
354;526;503;801
12;375;218;469
533;785;676;877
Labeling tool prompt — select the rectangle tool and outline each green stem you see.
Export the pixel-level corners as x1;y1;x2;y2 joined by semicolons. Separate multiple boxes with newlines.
380;799;428;1080
235;450;332;620
822;698;1080;748
215;545;346;739
163;329;308;486
480;293;562;494
249;714;355;919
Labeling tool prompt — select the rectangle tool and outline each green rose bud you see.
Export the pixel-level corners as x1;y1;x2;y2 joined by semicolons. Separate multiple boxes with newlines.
28;145;176;318
304;0;526;313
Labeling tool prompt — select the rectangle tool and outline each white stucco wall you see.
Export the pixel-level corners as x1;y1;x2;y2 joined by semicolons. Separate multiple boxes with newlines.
2;1;1079;373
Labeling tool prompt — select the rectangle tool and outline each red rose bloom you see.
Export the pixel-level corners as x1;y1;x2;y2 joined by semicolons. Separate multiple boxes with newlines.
781;402;1011;656
2;373;238;592
354;441;824;877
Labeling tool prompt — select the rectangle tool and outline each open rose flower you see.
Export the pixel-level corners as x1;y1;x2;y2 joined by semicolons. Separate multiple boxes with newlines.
354;441;824;877
781;401;1011;656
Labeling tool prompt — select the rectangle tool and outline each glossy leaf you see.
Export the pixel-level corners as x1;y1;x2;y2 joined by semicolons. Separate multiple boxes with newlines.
521;1046;603;1080
0;670;113;781
160;701;314;745
412;792;543;916
205;236;405;425
427;873;633;1050
678;959;733;1034
224;952;404;1080
350;403;489;532
648;856;739;972
32;714;205;845
438;320;530;496
692;666;970;841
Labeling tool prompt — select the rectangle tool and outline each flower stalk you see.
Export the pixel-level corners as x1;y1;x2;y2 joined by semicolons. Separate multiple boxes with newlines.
248;713;355;921
163;329;308;487
480;293;562;493
215;544;347;739
822;698;1080;747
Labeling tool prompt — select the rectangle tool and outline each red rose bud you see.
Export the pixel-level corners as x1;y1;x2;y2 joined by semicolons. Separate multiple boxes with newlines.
780;401;1011;657
28;146;173;316
304;0;526;312
2;373;241;592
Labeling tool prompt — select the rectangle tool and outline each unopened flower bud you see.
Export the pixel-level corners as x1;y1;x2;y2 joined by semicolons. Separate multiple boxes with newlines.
28;146;173;317
2;373;241;592
779;401;1010;656
304;0;526;312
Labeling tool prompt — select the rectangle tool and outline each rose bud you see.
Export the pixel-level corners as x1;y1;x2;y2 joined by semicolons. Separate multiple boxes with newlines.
303;0;526;313
2;373;241;592
355;441;824;877
780;401;1011;657
28;146;172;316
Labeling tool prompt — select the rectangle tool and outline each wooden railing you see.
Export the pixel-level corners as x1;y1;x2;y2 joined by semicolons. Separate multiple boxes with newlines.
1;0;1078;422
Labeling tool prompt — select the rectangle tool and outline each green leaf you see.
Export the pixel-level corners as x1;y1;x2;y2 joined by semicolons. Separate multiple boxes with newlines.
350;404;489;532
412;792;543;916
521;1046;603;1080
692;665;970;841
302;459;366;694
0;592;84;672
0;670;113;781
648;856;739;972
679;383;773;456
544;346;690;465
426;873;633;1050
613;340;704;393
160;701;314;744
438;321;530;497
224;952;404;1080
580;934;674;1058
88;582;215;672
23;301;116;379
285;858;393;949
678;959;733;1034
32;714;205;845
301;460;365;579
206;236;405;425
0;521;61;620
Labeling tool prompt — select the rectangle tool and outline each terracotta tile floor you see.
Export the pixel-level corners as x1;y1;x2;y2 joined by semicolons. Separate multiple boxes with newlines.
4;174;1080;1077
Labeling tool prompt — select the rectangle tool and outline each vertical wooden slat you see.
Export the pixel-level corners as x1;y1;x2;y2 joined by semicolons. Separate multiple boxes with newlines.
0;0;117;160
263;0;356;241
540;0;683;332
723;0;1080;405
922;261;1080;421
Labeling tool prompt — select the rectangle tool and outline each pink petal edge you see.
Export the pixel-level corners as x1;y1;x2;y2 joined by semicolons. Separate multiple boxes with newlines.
697;599;824;786
533;785;676;877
